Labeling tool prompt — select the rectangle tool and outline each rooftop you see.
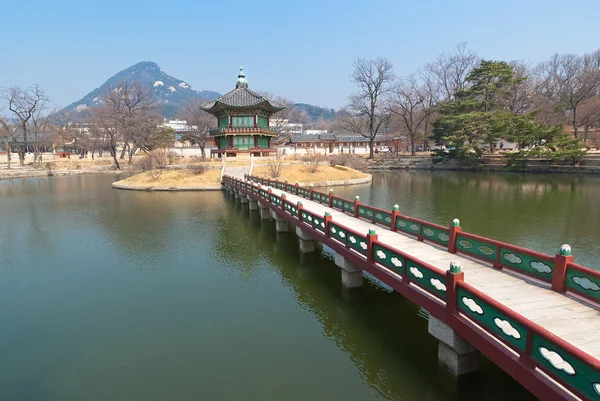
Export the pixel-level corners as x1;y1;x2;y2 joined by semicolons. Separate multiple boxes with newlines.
200;67;286;113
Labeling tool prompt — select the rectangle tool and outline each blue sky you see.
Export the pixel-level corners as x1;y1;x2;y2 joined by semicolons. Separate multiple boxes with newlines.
2;0;599;110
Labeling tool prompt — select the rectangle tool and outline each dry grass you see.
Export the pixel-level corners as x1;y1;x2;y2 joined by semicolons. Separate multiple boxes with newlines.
115;169;222;187
252;164;368;183
46;157;117;169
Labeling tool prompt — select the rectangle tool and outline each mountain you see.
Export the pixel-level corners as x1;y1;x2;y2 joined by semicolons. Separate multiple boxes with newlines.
62;61;339;121
294;103;338;122
62;61;221;118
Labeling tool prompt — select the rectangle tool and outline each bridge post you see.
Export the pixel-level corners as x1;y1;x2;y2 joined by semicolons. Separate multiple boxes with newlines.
328;189;334;207
295;207;316;253
240;192;249;204
335;253;363;288
234;190;242;200
272;195;289;232
429;261;480;377
552;244;573;293
248;196;258;211
448;219;462;254
259;202;271;220
354;196;360;217
391;205;400;231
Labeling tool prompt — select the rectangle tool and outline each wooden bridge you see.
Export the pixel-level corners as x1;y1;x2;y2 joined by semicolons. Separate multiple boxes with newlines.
223;174;600;401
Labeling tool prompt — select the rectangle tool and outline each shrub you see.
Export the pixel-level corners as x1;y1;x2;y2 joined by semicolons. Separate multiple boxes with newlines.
303;151;324;173
187;164;207;175
266;152;285;178
329;154;351;166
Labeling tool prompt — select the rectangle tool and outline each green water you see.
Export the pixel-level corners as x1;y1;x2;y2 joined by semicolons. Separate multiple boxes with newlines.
2;171;596;400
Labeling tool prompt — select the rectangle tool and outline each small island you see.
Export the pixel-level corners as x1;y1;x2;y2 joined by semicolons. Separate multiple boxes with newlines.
112;163;371;191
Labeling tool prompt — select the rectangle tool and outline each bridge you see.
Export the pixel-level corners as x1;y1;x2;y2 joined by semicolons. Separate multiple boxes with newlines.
222;174;600;401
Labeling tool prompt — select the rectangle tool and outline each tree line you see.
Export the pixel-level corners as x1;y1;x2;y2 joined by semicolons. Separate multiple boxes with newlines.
339;43;600;161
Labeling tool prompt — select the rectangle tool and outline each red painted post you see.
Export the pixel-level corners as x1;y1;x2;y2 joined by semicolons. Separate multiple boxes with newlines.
284;180;288;192
354;196;360;218
519;328;536;368
275;177;279;190
445;261;465;322
267;188;272;203
281;194;286;210
309;185;314;200
324;212;332;238
447;218;462;254
391;205;400;232
295;181;299;195
552;244;574;293
417;224;424;242
297;202;303;221
329;189;334;208
367;229;378;263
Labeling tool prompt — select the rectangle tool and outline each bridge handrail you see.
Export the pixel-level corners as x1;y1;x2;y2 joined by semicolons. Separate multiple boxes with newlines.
455;280;600;401
564;262;600;305
455;231;556;284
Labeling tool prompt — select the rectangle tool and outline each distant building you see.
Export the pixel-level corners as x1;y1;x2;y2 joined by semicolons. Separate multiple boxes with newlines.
269;118;303;135
281;133;395;155
303;129;328;136
163;119;194;132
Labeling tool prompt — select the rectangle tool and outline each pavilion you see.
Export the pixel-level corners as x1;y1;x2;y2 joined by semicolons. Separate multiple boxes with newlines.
200;67;285;158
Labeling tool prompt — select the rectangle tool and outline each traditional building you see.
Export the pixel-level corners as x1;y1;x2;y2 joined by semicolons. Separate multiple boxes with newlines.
200;68;285;158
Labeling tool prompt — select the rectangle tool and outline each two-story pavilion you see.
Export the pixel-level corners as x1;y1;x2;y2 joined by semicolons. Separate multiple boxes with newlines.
200;68;285;158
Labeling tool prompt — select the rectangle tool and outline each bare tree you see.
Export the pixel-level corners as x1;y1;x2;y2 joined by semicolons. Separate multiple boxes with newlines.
1;85;48;166
506;61;535;115
0;113;18;169
177;99;214;158
340;57;396;158
537;50;600;138
94;81;160;167
392;76;435;155
577;97;600;142
424;42;479;101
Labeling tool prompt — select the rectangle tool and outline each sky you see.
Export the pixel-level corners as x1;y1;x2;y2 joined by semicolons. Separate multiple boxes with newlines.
2;0;600;111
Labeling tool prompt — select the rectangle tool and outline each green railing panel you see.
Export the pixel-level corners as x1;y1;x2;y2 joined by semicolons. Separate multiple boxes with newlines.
499;247;554;281
531;333;600;400
373;210;393;227
566;267;600;303
285;184;295;192
456;286;527;351
347;232;368;255
343;201;355;214
357;205;374;220
421;224;449;245
331;197;344;210
300;210;311;225
298;188;310;198
329;222;347;245
313;191;323;202
405;260;447;300
373;243;405;275
396;218;421;235
456;234;497;261
312;215;325;232
284;201;298;216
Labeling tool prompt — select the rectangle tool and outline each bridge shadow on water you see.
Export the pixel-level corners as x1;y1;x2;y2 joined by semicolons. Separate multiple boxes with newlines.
215;192;537;401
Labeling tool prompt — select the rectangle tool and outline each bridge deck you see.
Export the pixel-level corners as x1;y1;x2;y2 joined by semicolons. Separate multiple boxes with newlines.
264;185;600;361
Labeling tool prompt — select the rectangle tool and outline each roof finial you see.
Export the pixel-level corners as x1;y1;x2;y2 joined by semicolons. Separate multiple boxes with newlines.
236;66;248;88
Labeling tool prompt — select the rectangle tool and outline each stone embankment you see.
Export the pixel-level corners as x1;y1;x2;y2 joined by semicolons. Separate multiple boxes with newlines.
366;154;600;174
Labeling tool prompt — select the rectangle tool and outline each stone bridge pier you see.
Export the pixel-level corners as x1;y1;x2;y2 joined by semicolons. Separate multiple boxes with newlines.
295;226;316;253
334;253;363;288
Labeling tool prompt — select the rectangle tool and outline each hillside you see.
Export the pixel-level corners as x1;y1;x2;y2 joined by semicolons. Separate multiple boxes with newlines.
62;61;221;118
